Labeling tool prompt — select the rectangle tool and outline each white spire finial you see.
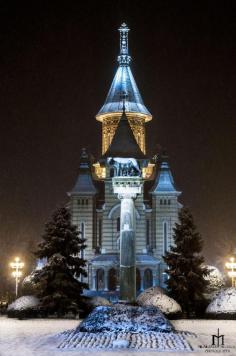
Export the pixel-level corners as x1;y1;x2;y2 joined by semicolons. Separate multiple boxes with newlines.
118;23;131;65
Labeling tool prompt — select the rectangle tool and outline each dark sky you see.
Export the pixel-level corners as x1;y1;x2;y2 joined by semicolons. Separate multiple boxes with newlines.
0;1;235;280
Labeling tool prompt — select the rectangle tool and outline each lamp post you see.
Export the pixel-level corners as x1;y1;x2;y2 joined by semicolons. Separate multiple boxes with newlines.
225;257;236;287
10;257;24;298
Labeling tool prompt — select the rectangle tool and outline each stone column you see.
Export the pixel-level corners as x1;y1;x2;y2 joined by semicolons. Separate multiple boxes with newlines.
140;269;145;291
104;268;109;291
119;197;136;302
92;269;97;291
112;177;143;303
152;269;158;287
116;268;120;291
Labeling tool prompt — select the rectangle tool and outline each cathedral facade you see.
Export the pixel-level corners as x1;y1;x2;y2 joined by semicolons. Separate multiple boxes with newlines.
68;24;182;295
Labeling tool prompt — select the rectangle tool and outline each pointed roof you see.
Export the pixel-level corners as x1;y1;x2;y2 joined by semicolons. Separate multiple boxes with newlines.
96;23;152;121
151;154;181;195
69;148;97;196
103;108;146;159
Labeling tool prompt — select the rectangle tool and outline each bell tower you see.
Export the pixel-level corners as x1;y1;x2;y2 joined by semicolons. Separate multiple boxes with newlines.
96;23;152;155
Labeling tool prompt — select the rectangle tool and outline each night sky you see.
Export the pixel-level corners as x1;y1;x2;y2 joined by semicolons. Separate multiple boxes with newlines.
0;1;235;286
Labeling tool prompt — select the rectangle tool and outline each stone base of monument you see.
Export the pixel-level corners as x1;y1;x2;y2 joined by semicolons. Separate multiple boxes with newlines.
78;304;173;333
58;305;193;351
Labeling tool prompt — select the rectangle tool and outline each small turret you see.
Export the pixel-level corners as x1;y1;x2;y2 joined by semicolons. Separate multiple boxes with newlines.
150;153;182;272
151;154;181;195
69;148;97;196
68;148;97;262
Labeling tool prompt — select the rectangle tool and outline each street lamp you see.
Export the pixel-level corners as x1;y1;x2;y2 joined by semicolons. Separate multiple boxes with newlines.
10;257;24;298
225;256;236;287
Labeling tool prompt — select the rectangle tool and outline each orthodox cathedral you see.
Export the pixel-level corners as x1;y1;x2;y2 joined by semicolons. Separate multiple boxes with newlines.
68;24;182;295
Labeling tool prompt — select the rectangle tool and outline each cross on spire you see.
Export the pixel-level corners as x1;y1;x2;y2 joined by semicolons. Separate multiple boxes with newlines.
118;23;131;66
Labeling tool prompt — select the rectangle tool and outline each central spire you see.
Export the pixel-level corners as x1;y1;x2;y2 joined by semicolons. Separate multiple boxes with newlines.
117;23;131;66
96;23;151;121
96;23;152;155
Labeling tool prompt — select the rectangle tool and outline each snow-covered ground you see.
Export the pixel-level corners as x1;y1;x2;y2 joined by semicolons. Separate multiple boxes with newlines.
0;316;236;356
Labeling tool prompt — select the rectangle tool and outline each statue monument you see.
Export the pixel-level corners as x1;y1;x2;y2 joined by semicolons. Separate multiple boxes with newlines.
112;173;143;302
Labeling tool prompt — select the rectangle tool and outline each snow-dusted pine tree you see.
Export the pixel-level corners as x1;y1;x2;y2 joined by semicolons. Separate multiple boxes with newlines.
163;207;209;315
204;265;225;297
33;206;87;315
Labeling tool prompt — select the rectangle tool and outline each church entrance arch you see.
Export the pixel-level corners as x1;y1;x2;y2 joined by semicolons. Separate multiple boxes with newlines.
144;269;153;290
108;268;117;291
96;269;105;291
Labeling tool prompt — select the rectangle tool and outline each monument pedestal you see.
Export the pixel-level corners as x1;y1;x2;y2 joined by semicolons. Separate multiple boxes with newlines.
112;177;143;303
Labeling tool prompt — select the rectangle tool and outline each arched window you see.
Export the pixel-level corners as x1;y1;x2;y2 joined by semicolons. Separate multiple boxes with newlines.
136;268;141;291
80;222;85;239
96;269;105;291
108;268;117;291
163;221;168;253
144;269;153;289
117;217;120;232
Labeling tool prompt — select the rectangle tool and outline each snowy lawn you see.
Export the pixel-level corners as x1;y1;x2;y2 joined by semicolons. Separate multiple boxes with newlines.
0;316;236;356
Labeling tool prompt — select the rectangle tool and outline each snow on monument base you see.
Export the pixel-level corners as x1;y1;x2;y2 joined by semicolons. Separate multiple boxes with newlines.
78;305;173;333
58;305;193;351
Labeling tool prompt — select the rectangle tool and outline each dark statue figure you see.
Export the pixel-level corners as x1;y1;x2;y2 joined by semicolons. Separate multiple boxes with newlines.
107;157;141;177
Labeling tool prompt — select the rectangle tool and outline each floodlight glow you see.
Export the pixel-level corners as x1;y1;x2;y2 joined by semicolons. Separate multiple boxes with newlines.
225;256;236;287
10;256;24;298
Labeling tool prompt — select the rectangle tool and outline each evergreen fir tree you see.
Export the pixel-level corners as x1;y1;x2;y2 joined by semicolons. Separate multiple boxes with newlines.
163;207;209;315
33;206;87;315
